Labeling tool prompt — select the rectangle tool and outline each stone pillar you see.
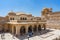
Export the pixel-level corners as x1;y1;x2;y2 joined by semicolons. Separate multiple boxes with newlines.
44;27;46;30
16;26;20;36
41;24;43;30
40;25;42;31
16;27;18;35
10;25;12;33
32;25;34;33
19;26;21;35
43;24;46;30
26;26;28;34
12;26;14;34
37;25;38;32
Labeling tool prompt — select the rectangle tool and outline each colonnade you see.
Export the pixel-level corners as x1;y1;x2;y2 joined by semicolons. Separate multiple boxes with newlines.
11;24;46;36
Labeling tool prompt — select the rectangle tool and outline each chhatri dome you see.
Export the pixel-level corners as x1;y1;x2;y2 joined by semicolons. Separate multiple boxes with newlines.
8;10;16;15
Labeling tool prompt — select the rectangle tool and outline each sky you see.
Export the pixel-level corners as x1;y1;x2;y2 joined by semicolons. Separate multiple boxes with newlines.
0;0;60;17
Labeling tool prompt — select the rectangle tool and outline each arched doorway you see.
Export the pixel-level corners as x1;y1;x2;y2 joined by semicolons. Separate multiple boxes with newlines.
28;25;32;33
38;25;41;31
33;25;37;32
20;26;26;35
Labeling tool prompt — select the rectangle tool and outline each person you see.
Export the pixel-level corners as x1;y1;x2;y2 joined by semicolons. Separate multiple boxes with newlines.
28;32;33;37
32;32;33;35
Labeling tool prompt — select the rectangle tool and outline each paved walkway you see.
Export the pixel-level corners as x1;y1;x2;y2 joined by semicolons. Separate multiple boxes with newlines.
0;28;60;40
0;33;19;40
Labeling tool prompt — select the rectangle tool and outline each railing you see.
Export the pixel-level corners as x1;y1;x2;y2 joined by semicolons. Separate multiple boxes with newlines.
9;20;46;23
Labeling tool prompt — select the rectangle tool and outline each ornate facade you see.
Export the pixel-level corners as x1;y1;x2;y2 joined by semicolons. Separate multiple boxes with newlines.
0;8;60;36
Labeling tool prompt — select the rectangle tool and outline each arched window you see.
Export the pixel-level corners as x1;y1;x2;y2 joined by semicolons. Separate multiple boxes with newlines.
13;18;14;20
10;18;14;20
10;18;12;20
25;18;27;20
20;17;27;20
20;17;22;20
23;18;25;20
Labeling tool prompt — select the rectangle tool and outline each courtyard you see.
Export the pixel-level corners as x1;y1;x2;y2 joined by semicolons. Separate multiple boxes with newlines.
0;28;60;40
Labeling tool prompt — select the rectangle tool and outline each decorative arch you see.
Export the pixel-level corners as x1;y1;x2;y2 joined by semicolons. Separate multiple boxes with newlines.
20;26;26;35
28;25;32;33
38;25;41;31
23;18;25;20
25;18;27;20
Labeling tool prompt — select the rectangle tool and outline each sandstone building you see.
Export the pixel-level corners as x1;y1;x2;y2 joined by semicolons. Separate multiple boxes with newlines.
0;8;60;36
42;8;60;29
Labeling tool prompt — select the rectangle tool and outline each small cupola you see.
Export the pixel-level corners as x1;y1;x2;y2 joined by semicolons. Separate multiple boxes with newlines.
8;11;16;16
